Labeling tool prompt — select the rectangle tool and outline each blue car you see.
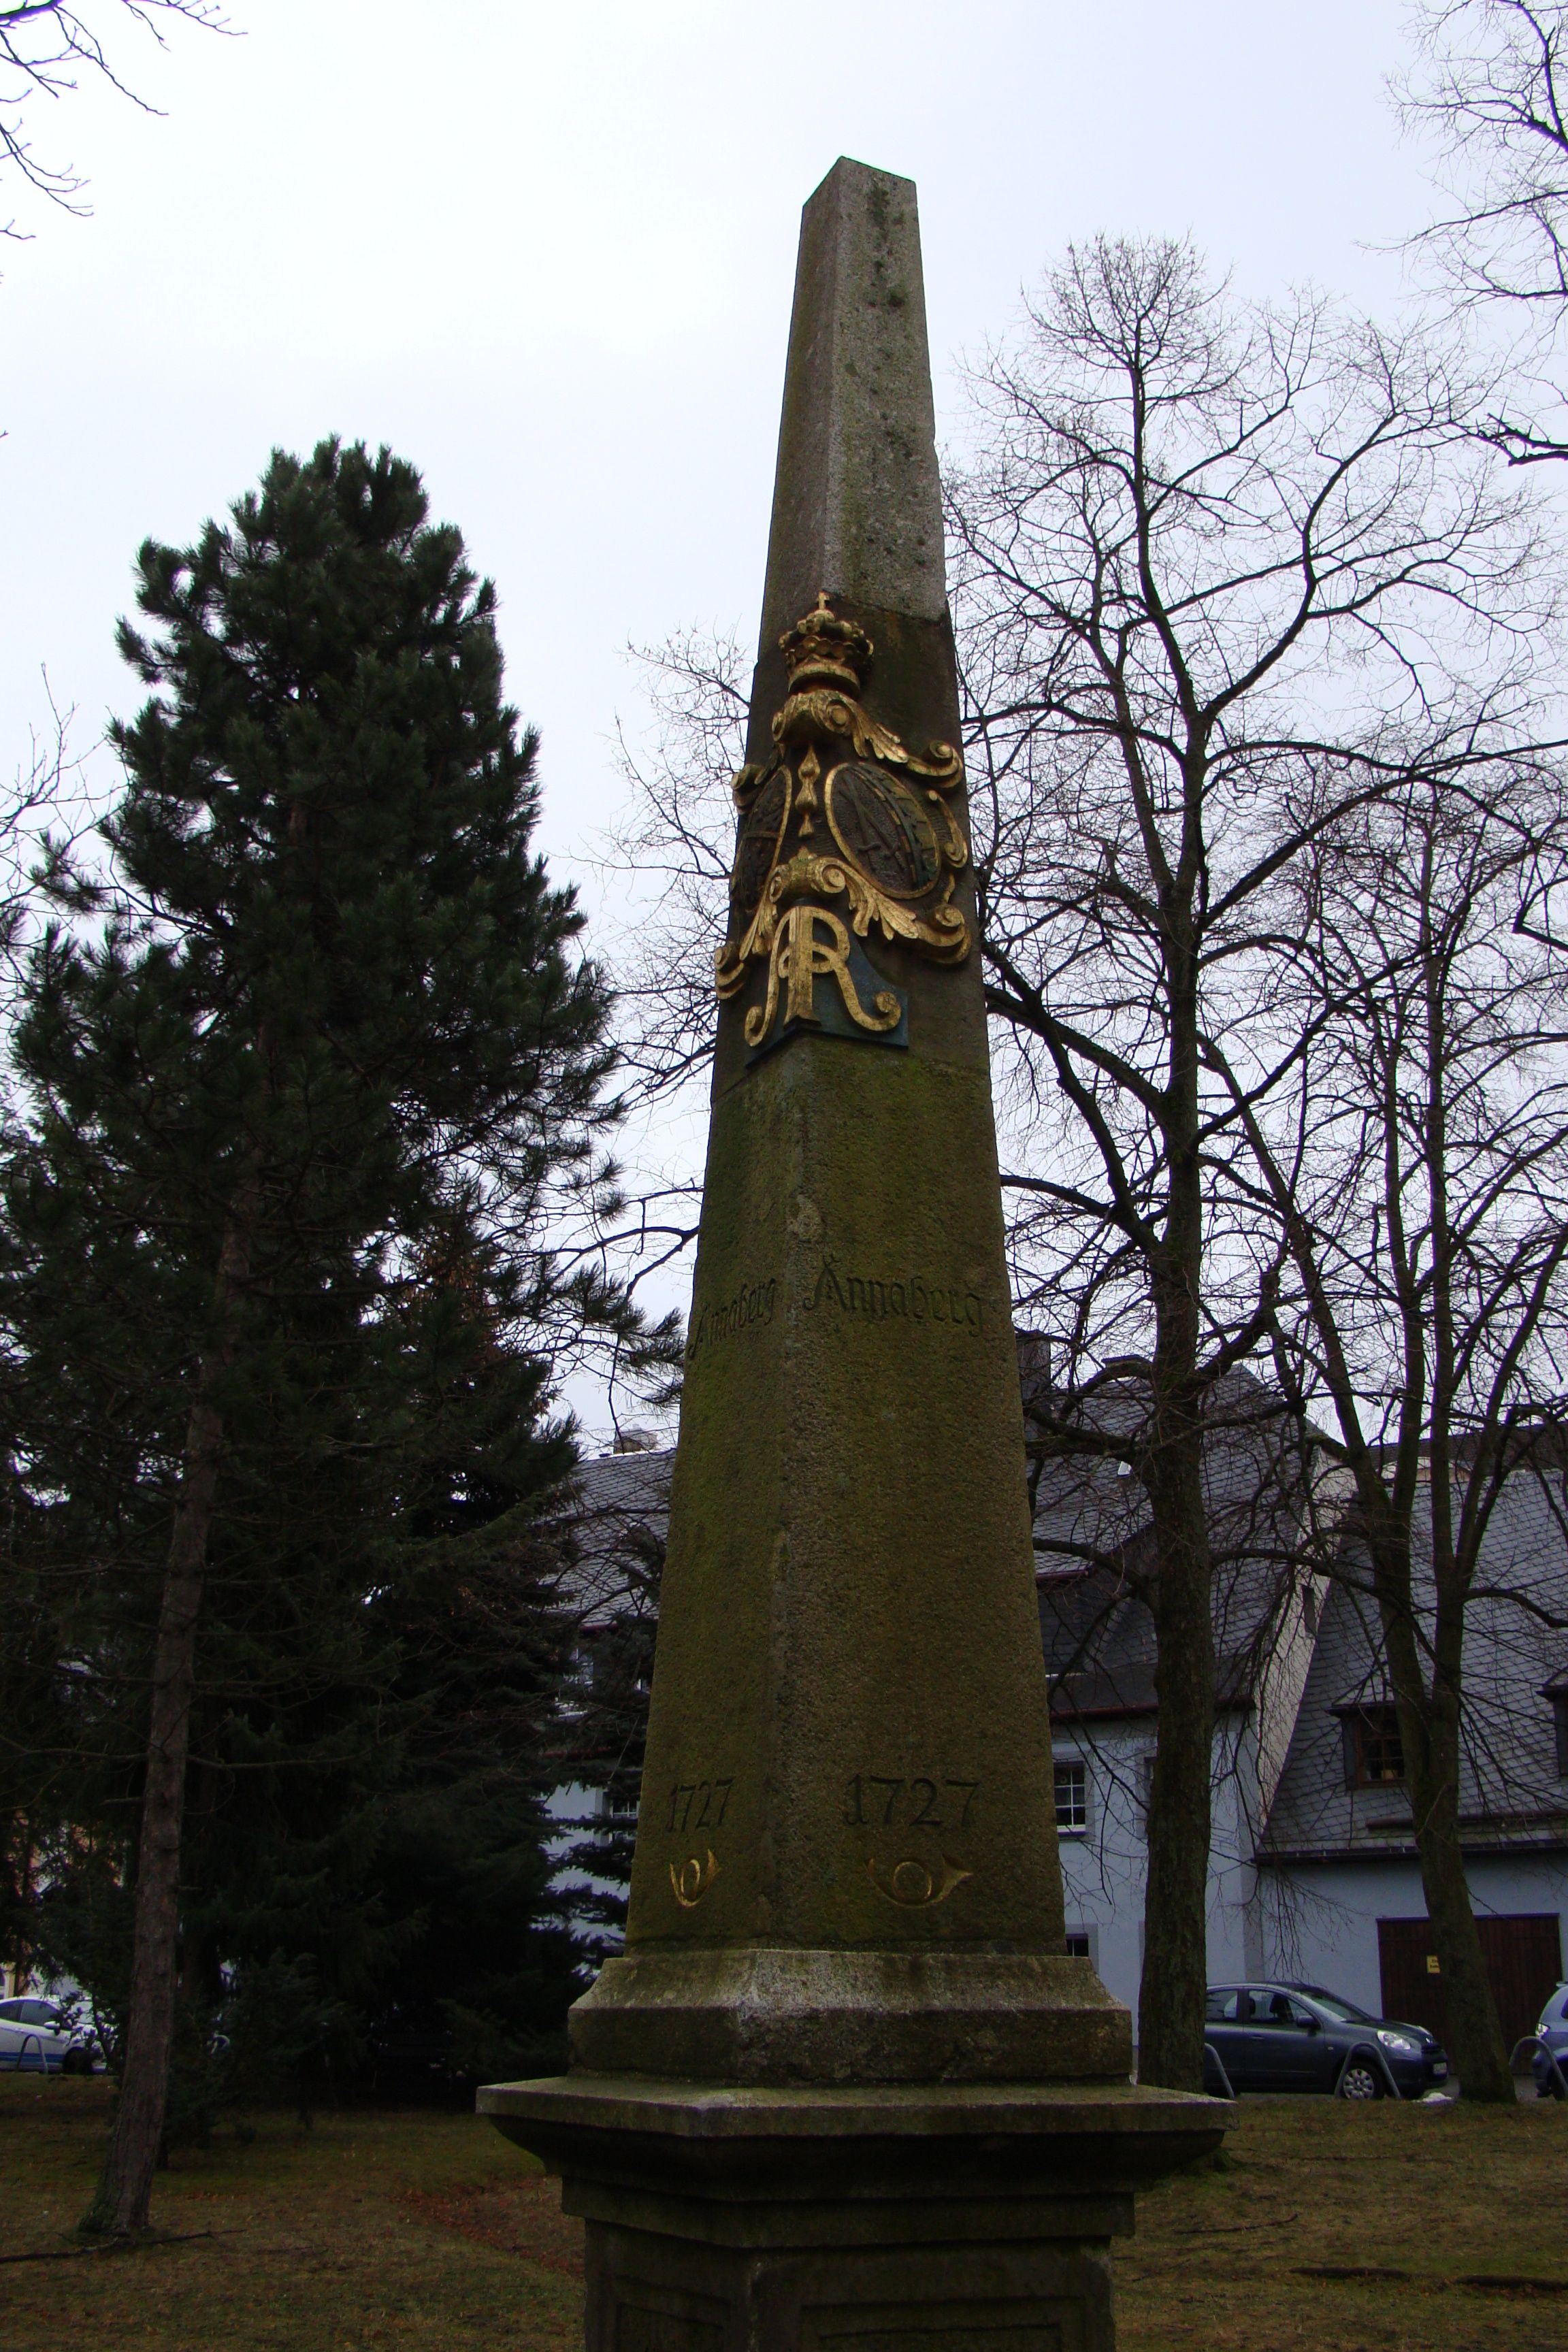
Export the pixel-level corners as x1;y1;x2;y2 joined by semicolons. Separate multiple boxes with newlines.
1531;1982;1568;2097
1205;1981;1449;2100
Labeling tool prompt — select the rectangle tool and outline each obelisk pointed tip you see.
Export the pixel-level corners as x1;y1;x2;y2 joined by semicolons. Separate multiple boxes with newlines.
759;156;946;650
806;154;917;205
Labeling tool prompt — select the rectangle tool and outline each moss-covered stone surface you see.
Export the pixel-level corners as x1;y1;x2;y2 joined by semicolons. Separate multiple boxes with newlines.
581;158;1117;2095
627;1034;1065;1962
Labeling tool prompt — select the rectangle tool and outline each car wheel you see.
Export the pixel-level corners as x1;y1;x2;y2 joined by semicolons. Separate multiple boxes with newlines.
61;2047;90;2077
1337;2054;1384;2100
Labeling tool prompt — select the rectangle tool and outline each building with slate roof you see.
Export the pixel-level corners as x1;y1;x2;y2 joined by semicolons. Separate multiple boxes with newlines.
547;1359;1568;2044
1029;1365;1341;2010
1252;1470;1568;2047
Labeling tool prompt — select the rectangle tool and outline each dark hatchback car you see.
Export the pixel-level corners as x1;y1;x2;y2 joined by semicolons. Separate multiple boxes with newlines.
1204;1982;1448;2100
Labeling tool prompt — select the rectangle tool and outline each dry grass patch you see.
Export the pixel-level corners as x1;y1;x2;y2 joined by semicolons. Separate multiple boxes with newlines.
3;2074;1565;2350
1121;2092;1568;2350
0;2073;581;2351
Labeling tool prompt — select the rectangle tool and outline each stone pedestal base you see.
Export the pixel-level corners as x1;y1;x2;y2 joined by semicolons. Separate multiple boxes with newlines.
479;2075;1226;2352
568;1950;1131;2085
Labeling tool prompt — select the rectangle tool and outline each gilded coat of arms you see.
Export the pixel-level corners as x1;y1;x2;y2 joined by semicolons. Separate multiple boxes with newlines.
715;595;971;1049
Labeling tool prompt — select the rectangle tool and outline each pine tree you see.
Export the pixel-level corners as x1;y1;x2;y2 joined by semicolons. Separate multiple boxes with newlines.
0;439;666;2232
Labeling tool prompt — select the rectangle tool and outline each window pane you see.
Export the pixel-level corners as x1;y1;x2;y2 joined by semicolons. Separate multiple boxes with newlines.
1305;1991;1373;2024
1054;1760;1088;1833
1354;1707;1405;1785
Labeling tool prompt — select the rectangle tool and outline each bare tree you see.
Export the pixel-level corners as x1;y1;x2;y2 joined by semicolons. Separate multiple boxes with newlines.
584;634;748;1355
1212;743;1568;2097
1397;1;1568;460
0;1;227;238
1030;1363;1343;1976
947;235;1546;2089
599;630;747;1105
0;674;84;1002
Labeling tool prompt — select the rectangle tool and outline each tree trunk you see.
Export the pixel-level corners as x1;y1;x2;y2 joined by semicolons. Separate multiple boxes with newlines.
1135;864;1215;2095
1409;1779;1513;2102
84;1209;254;2236
1356;1494;1513;2104
1137;1416;1215;2091
1392;1647;1513;2101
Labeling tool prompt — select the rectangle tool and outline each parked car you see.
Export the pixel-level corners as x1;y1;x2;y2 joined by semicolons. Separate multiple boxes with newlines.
0;1995;98;2074
1204;1981;1448;2100
1530;1981;1568;2097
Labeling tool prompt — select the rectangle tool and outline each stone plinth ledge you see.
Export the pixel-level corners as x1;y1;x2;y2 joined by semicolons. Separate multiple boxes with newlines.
567;1947;1133;2084
480;2071;1226;2227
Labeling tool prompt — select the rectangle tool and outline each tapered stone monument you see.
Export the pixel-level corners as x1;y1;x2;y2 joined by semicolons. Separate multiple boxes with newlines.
482;157;1224;2352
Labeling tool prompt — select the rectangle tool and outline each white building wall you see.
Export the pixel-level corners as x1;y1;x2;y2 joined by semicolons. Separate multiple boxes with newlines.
1054;1715;1264;2017
1054;1714;1567;2032
1054;1724;1147;2009
1255;1852;1568;2017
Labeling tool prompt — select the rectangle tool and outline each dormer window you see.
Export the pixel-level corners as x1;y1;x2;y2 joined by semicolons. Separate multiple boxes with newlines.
1550;1685;1568;1780
1343;1703;1405;1788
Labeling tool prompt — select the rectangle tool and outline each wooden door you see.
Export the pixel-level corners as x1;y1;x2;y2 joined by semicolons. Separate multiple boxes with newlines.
1377;1914;1563;2051
1477;1914;1564;2048
1377;1916;1448;2039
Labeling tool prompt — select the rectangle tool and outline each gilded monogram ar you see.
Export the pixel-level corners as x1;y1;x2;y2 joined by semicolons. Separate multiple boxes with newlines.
715;595;970;1047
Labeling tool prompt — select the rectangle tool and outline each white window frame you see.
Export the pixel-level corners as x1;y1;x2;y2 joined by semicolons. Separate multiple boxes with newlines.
1054;1754;1090;1838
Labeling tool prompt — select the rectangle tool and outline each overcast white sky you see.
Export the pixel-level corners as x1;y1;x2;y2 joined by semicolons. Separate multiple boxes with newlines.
0;0;1452;1440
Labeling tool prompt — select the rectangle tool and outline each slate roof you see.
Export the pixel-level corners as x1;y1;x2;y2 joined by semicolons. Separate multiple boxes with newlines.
1028;1367;1331;1727
551;1367;1336;1729
550;1376;1568;1871
548;1448;672;1632
1259;1469;1568;1862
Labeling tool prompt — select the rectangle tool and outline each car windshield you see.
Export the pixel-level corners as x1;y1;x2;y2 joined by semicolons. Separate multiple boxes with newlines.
1296;1989;1375;2024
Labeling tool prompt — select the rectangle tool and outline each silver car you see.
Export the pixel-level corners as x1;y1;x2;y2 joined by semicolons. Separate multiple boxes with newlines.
0;1994;97;2074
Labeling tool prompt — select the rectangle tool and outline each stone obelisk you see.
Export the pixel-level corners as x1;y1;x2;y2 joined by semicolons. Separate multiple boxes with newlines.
483;158;1223;2352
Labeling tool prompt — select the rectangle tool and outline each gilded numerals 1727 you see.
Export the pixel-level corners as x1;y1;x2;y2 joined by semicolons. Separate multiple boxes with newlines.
841;1774;979;1829
666;1778;733;1833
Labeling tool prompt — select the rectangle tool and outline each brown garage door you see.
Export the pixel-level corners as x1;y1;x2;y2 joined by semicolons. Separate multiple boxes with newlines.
1378;1913;1563;2050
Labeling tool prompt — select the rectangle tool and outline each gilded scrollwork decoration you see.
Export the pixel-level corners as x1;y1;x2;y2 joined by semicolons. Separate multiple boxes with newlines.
715;594;970;1048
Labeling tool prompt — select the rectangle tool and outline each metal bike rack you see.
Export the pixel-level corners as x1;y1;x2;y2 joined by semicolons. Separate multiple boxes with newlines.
3;2029;46;2074
1332;2041;1403;2100
1510;2034;1568;2100
1202;2040;1237;2100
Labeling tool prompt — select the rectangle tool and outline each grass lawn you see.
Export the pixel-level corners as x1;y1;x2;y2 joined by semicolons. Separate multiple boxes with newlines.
2;2074;1565;2350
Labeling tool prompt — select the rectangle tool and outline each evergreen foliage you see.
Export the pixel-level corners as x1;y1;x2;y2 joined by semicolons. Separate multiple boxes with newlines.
0;440;672;2163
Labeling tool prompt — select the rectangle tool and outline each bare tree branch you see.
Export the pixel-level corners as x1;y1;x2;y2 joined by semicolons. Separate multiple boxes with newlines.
0;1;229;239
1397;2;1568;457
